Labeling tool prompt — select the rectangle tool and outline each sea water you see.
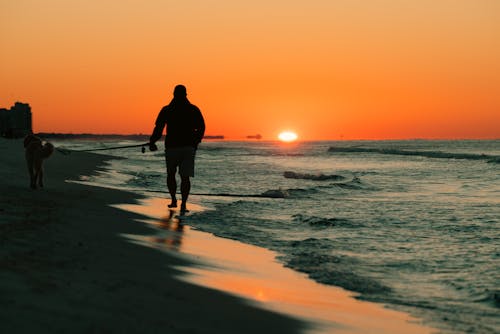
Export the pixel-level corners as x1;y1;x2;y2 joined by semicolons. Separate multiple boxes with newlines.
55;139;499;333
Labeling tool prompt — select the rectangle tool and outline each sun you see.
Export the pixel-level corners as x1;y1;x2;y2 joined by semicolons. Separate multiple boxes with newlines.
278;131;298;142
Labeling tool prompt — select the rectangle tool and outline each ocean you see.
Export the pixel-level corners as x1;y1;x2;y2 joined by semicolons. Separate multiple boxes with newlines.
54;139;499;333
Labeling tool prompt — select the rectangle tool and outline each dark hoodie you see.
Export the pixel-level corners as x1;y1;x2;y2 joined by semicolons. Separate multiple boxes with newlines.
150;95;205;149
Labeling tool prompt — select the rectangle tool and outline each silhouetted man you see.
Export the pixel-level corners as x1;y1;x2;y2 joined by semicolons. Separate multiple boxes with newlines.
149;85;205;213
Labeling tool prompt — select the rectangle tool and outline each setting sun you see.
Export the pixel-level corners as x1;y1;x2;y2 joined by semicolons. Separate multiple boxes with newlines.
278;131;298;142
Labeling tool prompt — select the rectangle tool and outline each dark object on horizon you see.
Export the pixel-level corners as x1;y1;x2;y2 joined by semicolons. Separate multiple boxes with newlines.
0;102;32;138
247;134;262;139
204;135;224;140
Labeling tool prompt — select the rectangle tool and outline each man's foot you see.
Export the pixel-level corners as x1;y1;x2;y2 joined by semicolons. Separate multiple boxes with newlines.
168;199;177;208
180;204;189;214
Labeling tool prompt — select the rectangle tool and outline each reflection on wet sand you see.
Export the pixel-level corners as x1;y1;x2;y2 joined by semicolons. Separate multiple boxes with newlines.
115;197;203;253
148;210;185;251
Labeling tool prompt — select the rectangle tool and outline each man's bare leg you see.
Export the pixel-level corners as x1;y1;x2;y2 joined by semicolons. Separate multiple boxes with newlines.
167;173;177;208
180;175;191;213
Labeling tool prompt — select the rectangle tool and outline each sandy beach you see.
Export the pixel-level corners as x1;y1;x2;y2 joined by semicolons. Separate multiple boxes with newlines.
0;138;435;333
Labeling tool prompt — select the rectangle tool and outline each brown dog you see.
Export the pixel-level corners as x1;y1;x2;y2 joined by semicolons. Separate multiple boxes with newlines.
24;134;54;189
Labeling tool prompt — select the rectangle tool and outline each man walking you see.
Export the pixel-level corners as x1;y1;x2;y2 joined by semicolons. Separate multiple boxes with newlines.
149;84;205;213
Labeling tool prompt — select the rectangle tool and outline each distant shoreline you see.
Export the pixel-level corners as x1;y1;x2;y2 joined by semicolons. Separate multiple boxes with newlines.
36;133;225;140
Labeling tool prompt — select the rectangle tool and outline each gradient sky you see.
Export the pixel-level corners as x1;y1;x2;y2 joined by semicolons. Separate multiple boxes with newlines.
1;0;499;140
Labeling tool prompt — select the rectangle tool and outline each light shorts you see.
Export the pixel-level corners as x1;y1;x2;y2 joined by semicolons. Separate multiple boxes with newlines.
165;146;196;177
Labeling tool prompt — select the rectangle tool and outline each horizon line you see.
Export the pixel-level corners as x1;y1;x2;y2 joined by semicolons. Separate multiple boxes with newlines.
30;132;500;141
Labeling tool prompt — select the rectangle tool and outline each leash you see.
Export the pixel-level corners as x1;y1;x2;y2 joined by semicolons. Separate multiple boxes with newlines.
56;142;150;155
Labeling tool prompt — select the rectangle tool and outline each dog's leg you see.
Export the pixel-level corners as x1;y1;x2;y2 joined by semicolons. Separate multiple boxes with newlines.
34;159;43;189
38;163;44;188
26;152;36;189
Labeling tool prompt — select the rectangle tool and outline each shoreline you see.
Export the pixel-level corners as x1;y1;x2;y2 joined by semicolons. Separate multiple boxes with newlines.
0;138;435;333
118;197;436;334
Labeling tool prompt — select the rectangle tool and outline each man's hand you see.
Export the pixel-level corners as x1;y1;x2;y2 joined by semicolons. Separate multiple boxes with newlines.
149;142;158;152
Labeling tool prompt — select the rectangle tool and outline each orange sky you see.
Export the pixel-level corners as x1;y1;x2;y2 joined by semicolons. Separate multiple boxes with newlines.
1;0;499;140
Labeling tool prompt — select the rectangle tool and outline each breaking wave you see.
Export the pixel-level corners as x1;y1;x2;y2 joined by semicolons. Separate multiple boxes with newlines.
330;176;374;190
292;214;361;228
183;189;291;199
280;238;391;294
284;171;346;181
328;146;500;162
474;290;500;308
260;189;289;198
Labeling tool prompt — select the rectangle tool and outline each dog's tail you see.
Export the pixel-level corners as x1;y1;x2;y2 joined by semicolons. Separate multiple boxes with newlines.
42;142;54;158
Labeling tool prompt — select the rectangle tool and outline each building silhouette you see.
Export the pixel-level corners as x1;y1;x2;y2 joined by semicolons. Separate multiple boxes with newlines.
0;102;32;138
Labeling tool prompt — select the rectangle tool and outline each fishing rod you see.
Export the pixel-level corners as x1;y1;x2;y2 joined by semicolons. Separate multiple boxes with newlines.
56;142;150;155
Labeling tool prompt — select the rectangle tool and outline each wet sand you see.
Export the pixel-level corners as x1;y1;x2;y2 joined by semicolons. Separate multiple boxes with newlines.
120;197;436;334
0;138;435;333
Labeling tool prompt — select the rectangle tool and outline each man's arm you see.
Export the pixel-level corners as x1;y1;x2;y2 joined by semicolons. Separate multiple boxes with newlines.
149;107;167;150
194;108;205;146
